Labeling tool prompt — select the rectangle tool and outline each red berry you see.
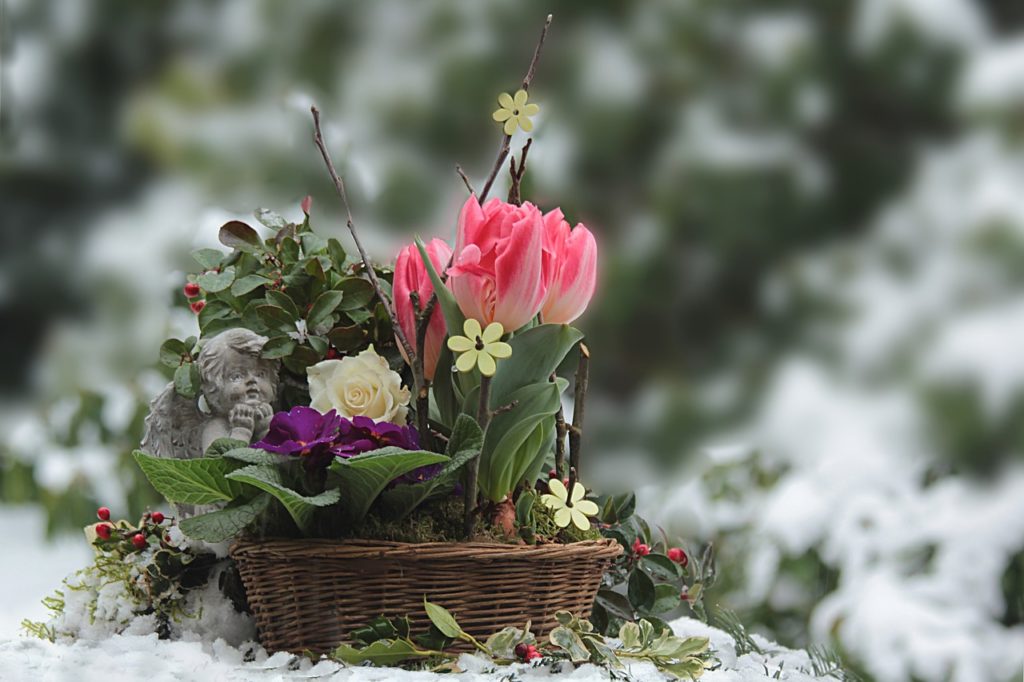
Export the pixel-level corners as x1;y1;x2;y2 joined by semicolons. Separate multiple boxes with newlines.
548;469;559;479
95;523;112;540
524;646;542;662
96;507;110;521
668;547;688;566
151;511;165;524
183;282;201;299
514;643;529;659
632;539;651;556
325;348;339;360
190;300;207;314
131;533;147;550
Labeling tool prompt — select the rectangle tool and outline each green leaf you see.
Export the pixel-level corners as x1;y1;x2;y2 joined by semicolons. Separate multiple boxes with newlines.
204;438;249;457
628;569;656;613
549;626;591;662
336;277;376;311
179;494;272;543
265;290;300;319
642;554;683;582
423;599;464;639
197;267;236;293
225;465;340;534
515;489;536;527
308;335;329;355
133;451;244;505
596;589;635;621
599;492;637;524
220;448;282;466
301;232;327;255
173;362;200;399
649;583;682;616
219;220;262;252
231;274;271;297
282;345;319;375
256;304;295;331
477;381;562;503
430;347;461;428
329;449;449;523
261;336;296;359
619;622;642;650
327;238;347;267
377;415;482;520
489;324;584;408
661;657;706;679
159;339;188;368
332;640;428;666
308;290;344;328
192;248;224;270
414;237;464;332
253;208;289;230
327;325;365;352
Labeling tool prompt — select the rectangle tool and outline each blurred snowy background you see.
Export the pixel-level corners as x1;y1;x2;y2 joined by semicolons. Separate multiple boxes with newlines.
2;1;1023;680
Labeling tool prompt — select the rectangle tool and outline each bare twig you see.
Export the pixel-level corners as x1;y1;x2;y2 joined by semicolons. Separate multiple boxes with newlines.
568;343;590;479
456;164;476;195
566;466;578;509
550;372;567;477
310;106;416;363
492;399;520;416
477;13;552;203
465;374;493;538
507;138;533;205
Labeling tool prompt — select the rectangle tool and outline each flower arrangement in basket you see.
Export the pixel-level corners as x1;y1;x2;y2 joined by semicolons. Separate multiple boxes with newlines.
42;15;717;679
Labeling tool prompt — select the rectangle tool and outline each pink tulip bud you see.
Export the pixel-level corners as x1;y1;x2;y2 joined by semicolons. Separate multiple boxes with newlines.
394;238;452;380
448;195;548;333
539;209;597;325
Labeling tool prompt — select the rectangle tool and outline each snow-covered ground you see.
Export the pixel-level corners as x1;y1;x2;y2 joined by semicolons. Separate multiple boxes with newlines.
0;507;91;638
0;617;834;682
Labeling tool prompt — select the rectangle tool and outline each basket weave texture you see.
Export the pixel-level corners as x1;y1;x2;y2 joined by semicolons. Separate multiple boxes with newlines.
231;538;623;655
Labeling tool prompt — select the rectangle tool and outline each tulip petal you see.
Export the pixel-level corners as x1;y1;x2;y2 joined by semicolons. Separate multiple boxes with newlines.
494;206;546;331
481;322;504;344
484;341;511;359
498;92;514;109
455;349;478;373
477;351;497;376
541;223;597;324
447;335;474;352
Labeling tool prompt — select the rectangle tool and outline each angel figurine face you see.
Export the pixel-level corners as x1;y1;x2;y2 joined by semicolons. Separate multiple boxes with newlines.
196;328;280;450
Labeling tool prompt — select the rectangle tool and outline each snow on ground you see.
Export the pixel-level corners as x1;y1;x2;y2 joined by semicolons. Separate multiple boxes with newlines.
0;618;834;682
0;507;92;638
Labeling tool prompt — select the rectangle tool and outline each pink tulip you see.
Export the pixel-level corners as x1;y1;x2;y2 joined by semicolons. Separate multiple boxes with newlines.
448;195;548;332
394;238;452;380
539;208;597;324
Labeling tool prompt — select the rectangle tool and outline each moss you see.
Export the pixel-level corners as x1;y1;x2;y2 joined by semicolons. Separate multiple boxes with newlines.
532;500;602;543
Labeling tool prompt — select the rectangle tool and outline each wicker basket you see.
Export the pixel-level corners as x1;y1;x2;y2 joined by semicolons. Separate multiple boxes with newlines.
230;538;623;655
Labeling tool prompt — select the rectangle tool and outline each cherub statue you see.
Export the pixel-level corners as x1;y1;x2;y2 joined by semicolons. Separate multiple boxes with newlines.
142;328;280;462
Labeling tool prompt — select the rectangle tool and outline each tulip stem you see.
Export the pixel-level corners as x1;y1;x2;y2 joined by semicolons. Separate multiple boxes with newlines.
568;343;590;480
409;291;433;451
479;14;552;203
464;374;492;538
310;105;417;365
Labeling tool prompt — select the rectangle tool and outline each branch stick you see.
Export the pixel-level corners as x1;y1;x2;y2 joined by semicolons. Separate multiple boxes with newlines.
464;374;492;538
568;343;589;479
477;13;552;202
311;105;416;363
456;164;476;195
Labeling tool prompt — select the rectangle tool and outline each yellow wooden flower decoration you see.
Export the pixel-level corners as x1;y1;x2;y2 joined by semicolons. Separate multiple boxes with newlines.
540;479;599;531
492;89;540;136
446;318;512;377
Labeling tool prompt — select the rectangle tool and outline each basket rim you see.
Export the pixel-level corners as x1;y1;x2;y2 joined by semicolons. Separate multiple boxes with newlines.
230;537;624;562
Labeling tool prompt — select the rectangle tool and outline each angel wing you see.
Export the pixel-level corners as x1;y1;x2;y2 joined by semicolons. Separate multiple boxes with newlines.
140;382;205;460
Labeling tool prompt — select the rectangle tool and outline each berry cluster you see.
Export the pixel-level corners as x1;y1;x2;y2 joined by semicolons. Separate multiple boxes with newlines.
183;282;206;314
514;642;542;663
93;506;171;552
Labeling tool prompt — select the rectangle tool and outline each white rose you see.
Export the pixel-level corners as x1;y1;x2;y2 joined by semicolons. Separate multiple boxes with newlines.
306;345;411;425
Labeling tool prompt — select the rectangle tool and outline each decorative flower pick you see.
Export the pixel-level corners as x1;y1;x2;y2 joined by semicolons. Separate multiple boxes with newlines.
447;318;512;376
492;89;540;136
541;479;599;531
